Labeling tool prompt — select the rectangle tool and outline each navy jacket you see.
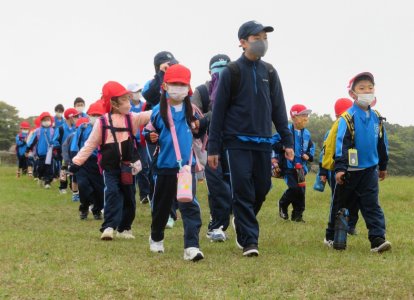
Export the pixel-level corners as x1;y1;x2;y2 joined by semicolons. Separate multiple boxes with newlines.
208;54;293;155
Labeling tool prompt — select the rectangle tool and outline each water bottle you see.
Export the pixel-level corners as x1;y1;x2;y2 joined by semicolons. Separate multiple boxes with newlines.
295;163;306;187
333;208;349;250
313;171;326;192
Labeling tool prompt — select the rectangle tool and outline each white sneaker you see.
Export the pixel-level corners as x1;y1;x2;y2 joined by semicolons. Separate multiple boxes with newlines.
149;236;164;253
324;238;334;248
206;226;227;242
101;227;114;240
183;247;204;262
166;217;174;229
44;184;51;189
59;189;67;194
116;230;135;239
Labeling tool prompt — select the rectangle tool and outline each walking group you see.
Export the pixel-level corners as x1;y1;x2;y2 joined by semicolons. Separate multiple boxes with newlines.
14;20;391;262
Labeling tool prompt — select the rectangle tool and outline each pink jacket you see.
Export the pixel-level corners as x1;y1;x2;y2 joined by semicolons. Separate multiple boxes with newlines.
72;111;151;166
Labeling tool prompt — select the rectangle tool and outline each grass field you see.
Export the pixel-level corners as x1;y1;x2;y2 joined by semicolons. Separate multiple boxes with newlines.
0;166;413;299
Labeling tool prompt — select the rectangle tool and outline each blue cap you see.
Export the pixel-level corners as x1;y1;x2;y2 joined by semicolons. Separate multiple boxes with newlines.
238;20;274;40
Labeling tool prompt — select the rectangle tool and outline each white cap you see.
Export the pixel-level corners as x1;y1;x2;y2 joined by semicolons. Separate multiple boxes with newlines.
127;83;142;93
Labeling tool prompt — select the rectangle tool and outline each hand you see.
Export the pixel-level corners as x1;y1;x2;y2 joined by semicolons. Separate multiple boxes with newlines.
320;175;327;183
302;154;309;161
208;155;219;170
24;152;29;158
68;164;81;174
379;170;387;181
284;148;294;161
159;62;170;72
335;171;346;185
149;132;159;143
191;121;200;134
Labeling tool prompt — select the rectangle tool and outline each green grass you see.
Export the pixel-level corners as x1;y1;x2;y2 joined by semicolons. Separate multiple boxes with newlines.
1;166;413;299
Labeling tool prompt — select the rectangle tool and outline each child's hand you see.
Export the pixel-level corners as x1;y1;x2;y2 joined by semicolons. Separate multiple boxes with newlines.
208;155;219;170
191;120;200;134
284;148;294;161
149;132;159;143
379;170;387;181
335;171;346;185
320;175;327;183
302;154;309;161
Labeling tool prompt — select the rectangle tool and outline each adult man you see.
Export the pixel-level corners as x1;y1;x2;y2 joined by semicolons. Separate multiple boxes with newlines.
208;20;294;257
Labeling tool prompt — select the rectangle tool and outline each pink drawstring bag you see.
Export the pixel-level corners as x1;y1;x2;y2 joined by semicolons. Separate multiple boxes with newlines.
167;102;193;203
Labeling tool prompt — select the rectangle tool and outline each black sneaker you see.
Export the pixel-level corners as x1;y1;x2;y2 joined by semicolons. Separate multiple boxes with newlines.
279;206;288;220
370;237;391;253
243;244;259;257
140;195;150;204
291;216;305;223
93;212;103;220
79;212;88;220
348;227;358;235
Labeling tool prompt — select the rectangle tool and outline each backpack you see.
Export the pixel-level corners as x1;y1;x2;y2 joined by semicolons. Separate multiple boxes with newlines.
321;110;385;171
62;132;75;164
227;61;275;100
195;84;210;113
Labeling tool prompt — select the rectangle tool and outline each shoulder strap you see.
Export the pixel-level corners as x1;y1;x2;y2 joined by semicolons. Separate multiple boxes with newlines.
107;112;122;160
99;116;107;146
227;62;240;101
341;112;355;145
262;61;275;96
373;109;386;138
196;84;210;113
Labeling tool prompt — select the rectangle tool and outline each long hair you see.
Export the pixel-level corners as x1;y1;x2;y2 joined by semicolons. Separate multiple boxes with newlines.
159;90;194;130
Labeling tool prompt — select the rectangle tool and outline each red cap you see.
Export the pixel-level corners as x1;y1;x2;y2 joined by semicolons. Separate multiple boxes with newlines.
334;98;353;117
102;81;130;113
87;100;106;116
163;64;191;85
34;116;41;128
39;112;53;121
75;117;89;127
64;108;80;119
290;104;312;118
20;121;30;129
347;72;375;90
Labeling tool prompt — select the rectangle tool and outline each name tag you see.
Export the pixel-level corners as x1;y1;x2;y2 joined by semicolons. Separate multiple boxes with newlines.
348;148;358;167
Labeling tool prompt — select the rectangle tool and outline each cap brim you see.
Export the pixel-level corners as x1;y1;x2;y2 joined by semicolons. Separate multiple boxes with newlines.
297;109;312;116
252;25;274;36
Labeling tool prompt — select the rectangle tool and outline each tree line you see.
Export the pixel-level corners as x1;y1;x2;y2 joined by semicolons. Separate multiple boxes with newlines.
1;101;413;175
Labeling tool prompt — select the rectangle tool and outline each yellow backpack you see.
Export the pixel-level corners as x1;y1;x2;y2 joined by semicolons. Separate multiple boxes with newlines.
321;110;383;171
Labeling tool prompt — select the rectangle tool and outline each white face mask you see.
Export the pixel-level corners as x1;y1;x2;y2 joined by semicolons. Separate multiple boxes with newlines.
55;112;63;118
42;121;51;127
22;129;29;134
89;116;98;125
167;85;189;102
357;93;375;108
76;106;85;113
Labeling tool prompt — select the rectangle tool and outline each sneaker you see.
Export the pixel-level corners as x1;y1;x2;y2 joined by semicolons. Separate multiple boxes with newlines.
206;226;227;242
183;247;204;262
243;244;259;257
291;216;305;223
116;230;135;239
79;211;88;220
44;184;51;189
370;237;392;253
348;227;358;235
72;192;80;202
231;217;243;249
324;238;334;248
279;206;288;220
140;195;150;204
149;236;164;253
59;189;67;194
101;227;114;240
16;171;21;178
93;212;103;220
166;217;174;229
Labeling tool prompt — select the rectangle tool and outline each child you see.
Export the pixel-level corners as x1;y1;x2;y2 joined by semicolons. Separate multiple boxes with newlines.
15;121;31;177
74;97;88;118
143;64;207;261
54;104;65;129
26;112;55;189
333;72;391;253
274;104;315;222
127;83;151;204
53;108;80;196
69;82;151;240
70;106;104;220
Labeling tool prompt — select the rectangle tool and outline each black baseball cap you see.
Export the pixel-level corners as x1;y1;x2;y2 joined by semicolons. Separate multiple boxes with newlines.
154;51;178;69
238;20;274;40
209;54;231;70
